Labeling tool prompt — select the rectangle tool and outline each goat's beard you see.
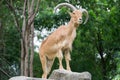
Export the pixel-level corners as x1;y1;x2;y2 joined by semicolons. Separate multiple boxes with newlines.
72;20;82;26
74;23;80;27
74;21;82;27
75;22;82;25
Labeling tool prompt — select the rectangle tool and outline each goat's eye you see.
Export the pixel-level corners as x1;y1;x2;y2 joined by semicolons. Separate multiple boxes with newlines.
72;12;75;14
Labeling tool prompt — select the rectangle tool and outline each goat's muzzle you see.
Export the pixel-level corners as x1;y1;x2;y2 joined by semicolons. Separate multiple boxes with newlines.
78;18;83;24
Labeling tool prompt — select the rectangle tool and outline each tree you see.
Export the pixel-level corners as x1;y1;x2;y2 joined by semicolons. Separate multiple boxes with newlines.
5;0;40;76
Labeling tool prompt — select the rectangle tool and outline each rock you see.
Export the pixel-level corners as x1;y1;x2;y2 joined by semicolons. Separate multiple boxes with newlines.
9;76;53;80
49;69;91;80
9;69;91;80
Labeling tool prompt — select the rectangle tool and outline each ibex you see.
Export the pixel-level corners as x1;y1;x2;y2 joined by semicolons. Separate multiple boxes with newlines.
39;3;89;78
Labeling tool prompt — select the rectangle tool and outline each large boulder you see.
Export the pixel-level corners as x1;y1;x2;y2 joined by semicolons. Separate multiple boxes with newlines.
9;76;53;80
49;69;91;80
9;69;91;80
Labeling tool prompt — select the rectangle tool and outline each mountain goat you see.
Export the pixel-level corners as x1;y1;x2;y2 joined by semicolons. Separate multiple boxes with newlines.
39;3;89;78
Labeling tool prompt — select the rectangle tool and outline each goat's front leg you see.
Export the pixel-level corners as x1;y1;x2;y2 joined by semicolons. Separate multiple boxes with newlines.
57;50;64;69
65;50;71;71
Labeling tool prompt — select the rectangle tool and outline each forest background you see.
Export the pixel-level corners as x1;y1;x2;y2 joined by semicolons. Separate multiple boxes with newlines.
0;0;120;80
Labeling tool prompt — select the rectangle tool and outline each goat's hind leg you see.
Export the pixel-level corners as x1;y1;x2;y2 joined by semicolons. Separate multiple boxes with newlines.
65;50;71;71
40;53;47;78
46;57;55;74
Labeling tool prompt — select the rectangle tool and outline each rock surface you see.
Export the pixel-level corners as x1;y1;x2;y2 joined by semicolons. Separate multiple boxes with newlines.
9;76;53;80
9;69;91;80
49;69;91;80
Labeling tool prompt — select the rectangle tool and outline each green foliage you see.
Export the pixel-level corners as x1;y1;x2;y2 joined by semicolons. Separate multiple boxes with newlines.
34;0;120;80
0;1;21;79
4;26;20;65
0;20;20;80
33;52;42;77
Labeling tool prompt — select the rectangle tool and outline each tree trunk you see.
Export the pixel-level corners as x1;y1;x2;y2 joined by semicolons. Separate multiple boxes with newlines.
0;20;1;80
21;0;27;74
0;20;3;54
20;39;24;76
96;29;107;80
24;33;29;76
30;23;34;77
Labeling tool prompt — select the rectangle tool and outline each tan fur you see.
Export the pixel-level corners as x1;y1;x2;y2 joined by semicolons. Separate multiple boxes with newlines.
39;9;87;78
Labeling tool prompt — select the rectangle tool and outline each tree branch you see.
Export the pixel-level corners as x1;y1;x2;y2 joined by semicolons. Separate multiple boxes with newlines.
23;0;27;16
22;0;28;38
0;68;11;78
27;0;30;12
34;0;40;15
30;0;35;11
5;0;21;34
27;0;40;28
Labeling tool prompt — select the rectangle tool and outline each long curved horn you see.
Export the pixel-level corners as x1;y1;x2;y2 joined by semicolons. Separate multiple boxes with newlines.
54;3;77;13
82;9;89;24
